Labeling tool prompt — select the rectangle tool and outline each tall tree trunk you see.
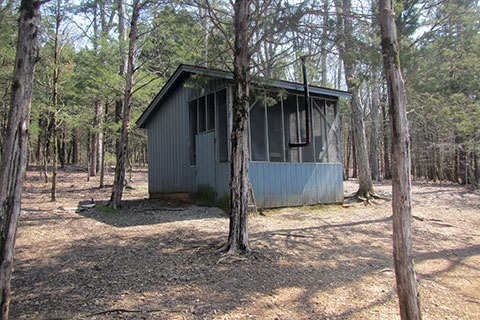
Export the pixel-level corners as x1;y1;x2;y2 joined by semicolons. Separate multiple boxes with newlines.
35;123;41;162
51;115;57;201
42;143;48;183
474;143;479;186
370;72;380;181
96;102;103;174
349;87;373;196
382;101;391;179
0;0;41;317
71;131;78;165
320;0;328;87
336;0;374;197
109;0;140;209
89;101;101;177
344;127;352;180
115;0;127;160
99;102;108;188
224;0;251;254
352;125;357;178
379;1;422;319
200;6;209;67
58;129;65;168
51;0;61;202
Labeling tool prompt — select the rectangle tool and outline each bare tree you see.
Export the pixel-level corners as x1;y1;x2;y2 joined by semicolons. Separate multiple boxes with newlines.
370;71;381;182
335;0;375;199
196;0;299;253
109;0;150;208
379;0;422;318
0;0;43;317
223;0;252;254
51;0;63;202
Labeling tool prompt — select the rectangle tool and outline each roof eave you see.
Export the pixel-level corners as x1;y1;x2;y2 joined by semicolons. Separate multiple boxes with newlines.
136;64;351;128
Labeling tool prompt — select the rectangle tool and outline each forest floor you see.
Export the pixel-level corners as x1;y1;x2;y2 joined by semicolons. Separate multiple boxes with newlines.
10;165;480;319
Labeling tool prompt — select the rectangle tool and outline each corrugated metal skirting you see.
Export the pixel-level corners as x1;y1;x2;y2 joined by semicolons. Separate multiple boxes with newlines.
215;162;343;208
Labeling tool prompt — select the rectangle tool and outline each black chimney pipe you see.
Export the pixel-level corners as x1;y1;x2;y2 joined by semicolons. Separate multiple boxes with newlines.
289;56;311;148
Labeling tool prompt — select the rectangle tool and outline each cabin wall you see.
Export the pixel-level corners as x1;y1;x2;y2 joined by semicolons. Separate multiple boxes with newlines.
147;84;194;194
215;162;343;208
249;162;343;207
146;76;228;195
215;91;344;208
145;73;345;207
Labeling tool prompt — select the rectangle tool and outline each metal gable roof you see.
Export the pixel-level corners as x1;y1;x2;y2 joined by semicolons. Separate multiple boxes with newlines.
136;64;351;128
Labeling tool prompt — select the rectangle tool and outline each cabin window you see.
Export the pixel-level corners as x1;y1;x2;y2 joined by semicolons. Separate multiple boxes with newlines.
313;98;327;162
248;93;339;164
299;96;315;163
189;100;197;165
198;96;206;132
217;89;228;162
283;95;299;162
207;93;215;130
189;88;228;165
267;96;284;162
250;100;268;161
327;100;339;163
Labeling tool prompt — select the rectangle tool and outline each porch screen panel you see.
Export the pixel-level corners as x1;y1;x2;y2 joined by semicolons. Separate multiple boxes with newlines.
207;93;215;130
313;98;327;162
283;95;299;162
267;97;284;162
327;100;339;163
298;96;314;162
250;101;268;161
198;96;206;132
216;89;228;162
189;100;197;165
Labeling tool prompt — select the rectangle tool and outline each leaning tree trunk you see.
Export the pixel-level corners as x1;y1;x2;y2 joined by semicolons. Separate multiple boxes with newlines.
379;0;422;319
109;0;140;209
224;0;251;254
0;1;41;318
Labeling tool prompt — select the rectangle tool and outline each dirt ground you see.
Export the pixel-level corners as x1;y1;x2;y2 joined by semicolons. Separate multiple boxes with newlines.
10;166;480;319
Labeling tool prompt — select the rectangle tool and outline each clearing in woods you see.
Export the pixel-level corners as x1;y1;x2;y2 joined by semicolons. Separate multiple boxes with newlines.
11;166;480;319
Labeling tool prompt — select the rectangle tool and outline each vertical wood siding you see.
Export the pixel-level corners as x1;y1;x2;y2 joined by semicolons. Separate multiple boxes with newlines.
146;76;227;194
248;162;344;208
215;162;231;198
215;162;343;208
146;74;344;207
196;132;216;188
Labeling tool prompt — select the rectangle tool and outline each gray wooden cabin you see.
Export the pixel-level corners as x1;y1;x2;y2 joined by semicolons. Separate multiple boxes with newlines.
136;64;351;208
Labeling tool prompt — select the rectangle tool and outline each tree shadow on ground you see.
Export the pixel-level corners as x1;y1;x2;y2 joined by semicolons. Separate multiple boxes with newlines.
10;212;480;319
76;199;227;227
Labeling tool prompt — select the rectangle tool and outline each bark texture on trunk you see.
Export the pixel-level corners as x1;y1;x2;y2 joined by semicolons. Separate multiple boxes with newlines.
379;0;422;319
115;0;127;160
382;101;392;179
225;0;251;254
370;73;380;181
109;0;139;209
0;1;41;318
